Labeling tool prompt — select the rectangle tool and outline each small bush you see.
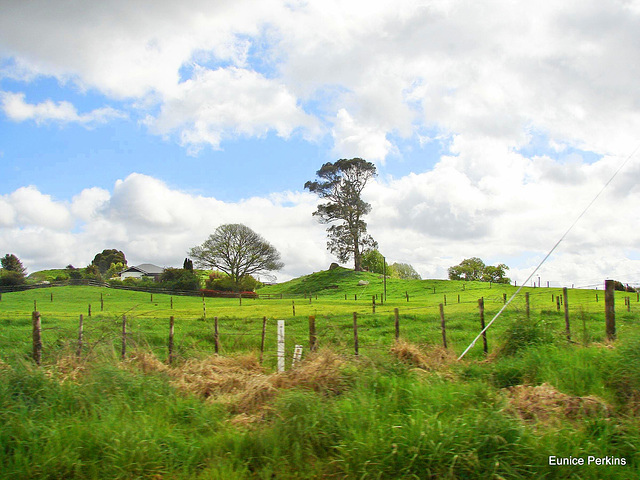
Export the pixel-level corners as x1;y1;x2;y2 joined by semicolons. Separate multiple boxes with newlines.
206;275;260;292
0;270;26;286
498;318;554;357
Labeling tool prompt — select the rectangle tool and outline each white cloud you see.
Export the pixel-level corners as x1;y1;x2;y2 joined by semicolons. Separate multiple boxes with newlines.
146;67;320;153
0;174;330;281
1;165;639;286
3;186;73;230
1;91;126;125
331;109;394;163
3;1;640;285
4;1;640;158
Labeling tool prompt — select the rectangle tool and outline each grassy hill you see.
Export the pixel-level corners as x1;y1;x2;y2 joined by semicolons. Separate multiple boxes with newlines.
26;268;71;282
258;266;502;299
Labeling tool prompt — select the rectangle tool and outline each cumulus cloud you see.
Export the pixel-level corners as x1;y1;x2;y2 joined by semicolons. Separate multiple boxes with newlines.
3;1;640;285
146;67;320;153
1;91;126;125
3;1;640;158
0;174;331;281
1;164;639;286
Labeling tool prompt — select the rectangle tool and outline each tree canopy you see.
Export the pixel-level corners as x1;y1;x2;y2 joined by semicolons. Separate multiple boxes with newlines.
91;249;127;274
188;224;283;291
448;257;510;284
304;158;377;271
361;249;387;275
1;254;26;276
391;262;422;280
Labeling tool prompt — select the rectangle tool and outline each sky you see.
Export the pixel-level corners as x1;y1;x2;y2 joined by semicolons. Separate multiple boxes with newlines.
2;0;640;287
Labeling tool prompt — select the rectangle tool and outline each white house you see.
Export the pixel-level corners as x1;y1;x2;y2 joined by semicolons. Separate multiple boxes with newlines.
119;264;164;281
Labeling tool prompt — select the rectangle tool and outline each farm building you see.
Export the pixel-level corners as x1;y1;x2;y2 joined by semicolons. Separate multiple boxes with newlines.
119;264;164;281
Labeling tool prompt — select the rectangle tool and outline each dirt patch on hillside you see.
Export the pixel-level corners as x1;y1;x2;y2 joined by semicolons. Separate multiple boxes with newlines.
505;383;610;426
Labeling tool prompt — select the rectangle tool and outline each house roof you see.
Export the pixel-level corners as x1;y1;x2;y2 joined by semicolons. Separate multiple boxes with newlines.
136;263;164;274
122;264;164;275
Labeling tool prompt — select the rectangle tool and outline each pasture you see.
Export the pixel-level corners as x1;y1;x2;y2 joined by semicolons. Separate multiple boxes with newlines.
0;268;636;365
1;269;639;479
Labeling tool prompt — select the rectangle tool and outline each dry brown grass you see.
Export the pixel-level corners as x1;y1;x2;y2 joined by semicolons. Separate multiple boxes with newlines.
0;358;11;371
125;349;348;421
505;383;610;426
390;340;457;372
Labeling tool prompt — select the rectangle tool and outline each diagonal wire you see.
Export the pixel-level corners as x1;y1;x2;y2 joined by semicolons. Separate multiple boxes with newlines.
458;142;640;360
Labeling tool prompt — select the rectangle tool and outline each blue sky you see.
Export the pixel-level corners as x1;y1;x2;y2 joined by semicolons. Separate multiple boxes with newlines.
2;0;640;285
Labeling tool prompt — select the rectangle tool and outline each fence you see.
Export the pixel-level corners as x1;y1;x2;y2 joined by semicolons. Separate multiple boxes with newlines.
19;283;630;368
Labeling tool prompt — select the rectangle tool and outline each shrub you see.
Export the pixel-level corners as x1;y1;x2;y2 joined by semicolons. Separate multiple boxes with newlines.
498;318;555;357
0;270;26;286
205;275;260;292
159;268;201;291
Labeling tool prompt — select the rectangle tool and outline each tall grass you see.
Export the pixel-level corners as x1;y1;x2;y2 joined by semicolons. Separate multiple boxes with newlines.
1;337;639;478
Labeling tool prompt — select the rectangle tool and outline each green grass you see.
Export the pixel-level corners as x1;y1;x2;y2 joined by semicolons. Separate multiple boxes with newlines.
1;340;640;478
0;268;637;366
1;268;639;478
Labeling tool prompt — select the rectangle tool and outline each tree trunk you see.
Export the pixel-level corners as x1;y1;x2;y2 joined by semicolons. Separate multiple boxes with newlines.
353;231;362;271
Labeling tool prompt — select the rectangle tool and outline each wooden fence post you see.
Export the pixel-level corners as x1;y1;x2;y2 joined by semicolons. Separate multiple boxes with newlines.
77;314;84;357
121;315;126;360
214;316;220;354
353;312;359;356
439;304;447;349
50;292;53;302
292;300;296;317
151;293;153;303
88;304;92;317
503;293;507;304
372;295;376;313
277;320;285;372
394;308;400;341
526;292;530;319
556;296;560;312
444;294;447;306
563;287;570;342
168;316;174;365
202;297;206;321
100;292;104;311
309;316;317;352
627;297;631;312
406;292;409;302
479;298;488;354
32;311;42;366
171;296;173;309
260;317;267;363
605;279;616;341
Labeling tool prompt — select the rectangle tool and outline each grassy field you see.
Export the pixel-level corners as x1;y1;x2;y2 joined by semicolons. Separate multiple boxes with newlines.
0;267;636;364
1;268;639;478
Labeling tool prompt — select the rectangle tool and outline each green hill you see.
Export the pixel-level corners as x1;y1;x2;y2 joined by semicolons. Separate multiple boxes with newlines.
257;266;508;300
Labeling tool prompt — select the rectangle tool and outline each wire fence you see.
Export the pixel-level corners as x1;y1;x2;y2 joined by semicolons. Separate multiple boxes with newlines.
7;289;637;370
